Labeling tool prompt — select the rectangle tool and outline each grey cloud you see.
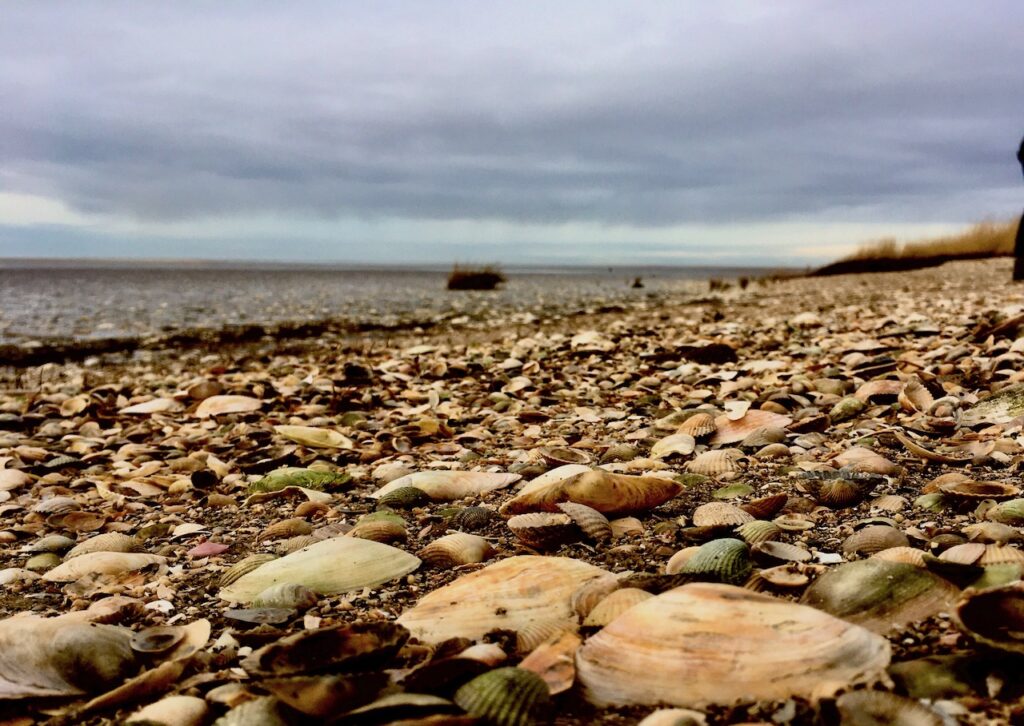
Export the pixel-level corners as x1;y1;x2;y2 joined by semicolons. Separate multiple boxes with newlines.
1;1;1021;233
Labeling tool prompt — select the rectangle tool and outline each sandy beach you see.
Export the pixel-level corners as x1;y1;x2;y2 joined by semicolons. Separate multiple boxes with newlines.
3;257;1024;724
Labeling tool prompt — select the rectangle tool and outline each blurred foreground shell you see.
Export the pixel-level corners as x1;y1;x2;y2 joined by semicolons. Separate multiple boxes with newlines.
953;582;1024;654
0;614;138;698
800;560;959;633
835;690;947;726
454;667;551;726
126;695;208;726
372;471;521;501
397;556;607;646
501;469;681;516
575;583;890;707
419;532;495;567
219;537;420;604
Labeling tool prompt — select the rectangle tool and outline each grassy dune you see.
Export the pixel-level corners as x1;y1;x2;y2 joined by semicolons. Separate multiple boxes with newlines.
813;219;1018;276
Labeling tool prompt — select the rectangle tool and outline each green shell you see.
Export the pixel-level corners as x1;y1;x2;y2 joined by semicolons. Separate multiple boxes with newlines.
377;486;430;510
248;467;350;495
829;396;866;423
735;520;782;544
987;498;1024;525
358;510;406;526
712;483;753;499
454;667;551;726
25;552;61;572
680;538;752;585
914;493;948;512
969;564;1024;591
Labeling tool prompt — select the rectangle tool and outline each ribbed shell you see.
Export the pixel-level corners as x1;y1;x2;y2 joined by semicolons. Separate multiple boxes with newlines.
870;494;908;512
218;554;279;588
418;532;495;568
258;518;313;544
583;588;653;627
963;522;1020;544
506;512;577;549
842;525;910;555
65;533;144;560
938;542;985;565
450;506;498;532
454;668;551;726
735;520;782;544
939;480;1020;502
377;486;431;509
692;502;753;528
801;471;880;508
741;493;788;519
686;449;746;476
347;520;407;544
870;547;927;568
276;535;320;554
739;426;787;449
676;412;716;438
679;538;751;585
556;502;612;542
571;574;623;620
977;544;1024;566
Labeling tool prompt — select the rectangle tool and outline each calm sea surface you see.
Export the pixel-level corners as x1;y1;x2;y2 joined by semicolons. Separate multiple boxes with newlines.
0;262;777;345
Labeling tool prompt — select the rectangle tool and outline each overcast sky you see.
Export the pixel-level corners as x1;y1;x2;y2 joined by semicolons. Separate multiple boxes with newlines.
1;2;1021;266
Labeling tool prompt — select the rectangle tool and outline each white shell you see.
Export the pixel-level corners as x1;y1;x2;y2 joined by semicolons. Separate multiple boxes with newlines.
371;471;521;501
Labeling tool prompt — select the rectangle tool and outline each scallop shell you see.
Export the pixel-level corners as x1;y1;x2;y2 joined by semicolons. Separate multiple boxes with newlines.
576;583;890;707
43;552;167;582
258;518;314;544
371;471;521;501
685;449;746;476
801;470;881;508
507;512;578;549
678;538;752;585
977;544;1024;566
500;469;682;516
676;412;716;438
453;667;551;726
419;532;495;568
251;583;319;610
692;502;753;528
583;588;653;627
450;506;498;531
377;486;431;509
537;446;592;466
218;554;278;588
740;493;788;519
65;533;144;560
709;410;792;445
219;537;420;604
842;525;910;555
800;559;959;633
835;690;946;726
735;520;782;544
396;556;608;645
899;376;936;413
571;574;624;620
555;502;612;542
953;581;1024;654
871;547;927;568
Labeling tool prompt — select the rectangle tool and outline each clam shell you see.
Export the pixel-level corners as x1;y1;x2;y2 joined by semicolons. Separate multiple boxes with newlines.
576;583;890;707
709;410;792;445
754;443;791;460
248;467;349;494
650;434;696;459
842;525;910;555
685;449;746;476
986;498;1024;525
963;522;1020;544
219;537;420;604
419;532;495;567
194;394;262;418
953;581;1024;654
242;621;408;676
832;446;901;476
692;502;753;528
773;514;815;532
537;446;591;466
218;554;278;588
753;564;810;590
518;630;581;696
372;471;521;501
453;667;551;726
65;532;144;560
25;553;60;573
582;588;653;627
938;542;985;565
835;690;946;726
741;493;788;519
678;538;752;585
871;494;908;512
43;552;166;582
377;486;430;509
751;541;811;566
735;520;782;544
676;412;716;438
52;511;107;533
251;583;319;610
21;535;76;554
450;506;498;531
507;512;577;549
739;425;787;448
938;480;1020;501
801;469;881;508
126;695;208;726
555;502;612;542
396;556;608;645
273;425;353;450
130;626;186;654
871;547;927;568
801;560;960;633
829;395;866;423
258;518;314;544
609;517;644;538
500;469;682;516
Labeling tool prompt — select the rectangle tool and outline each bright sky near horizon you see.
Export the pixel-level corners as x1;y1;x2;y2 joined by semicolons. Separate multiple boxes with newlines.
1;1;1021;266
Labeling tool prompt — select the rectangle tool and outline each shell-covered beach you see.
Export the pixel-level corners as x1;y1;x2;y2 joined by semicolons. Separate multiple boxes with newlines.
3;257;1024;724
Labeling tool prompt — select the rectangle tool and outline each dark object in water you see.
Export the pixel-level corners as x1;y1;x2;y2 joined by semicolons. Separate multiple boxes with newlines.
447;266;506;291
631;277;643;289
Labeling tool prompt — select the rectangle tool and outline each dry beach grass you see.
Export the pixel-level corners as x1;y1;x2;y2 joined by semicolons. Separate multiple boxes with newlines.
2;258;1024;723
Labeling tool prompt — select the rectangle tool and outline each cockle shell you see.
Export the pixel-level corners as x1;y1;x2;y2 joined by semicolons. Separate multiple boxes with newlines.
396;556;608;645
735;520;782;544
500;469;682;516
507;512;577;549
258;518;314;544
571;574;625;620
347;518;407;544
556;502;612;542
372;471;521;501
977;544;1024;566
575;583;890;707
938;480;1020;502
453;667;551;726
65;533;145;560
871;547;927;568
741;493;788;519
801;560;959;633
450;506;499;531
842;525;910;555
685;449;746;476
692;502;753;528
43;552;167;582
419;533;495;568
676;412;716;438
377;486;431;509
953;581;1024;654
219;537;420;604
800;469;882;508
678;538;752;585
583;589;653;627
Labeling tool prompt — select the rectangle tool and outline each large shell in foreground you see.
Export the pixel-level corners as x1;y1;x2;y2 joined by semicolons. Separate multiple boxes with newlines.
396;556;608;646
219;537;420;604
500;470;681;516
419;533;495;568
800;560;959;633
575;583;890;707
371;471;521;501
953;581;1024;654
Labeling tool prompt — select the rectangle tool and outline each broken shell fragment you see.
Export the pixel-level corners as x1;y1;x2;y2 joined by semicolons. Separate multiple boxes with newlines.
194;394;262;418
953;581;1024;654
650;433;696;459
576;583;890;707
